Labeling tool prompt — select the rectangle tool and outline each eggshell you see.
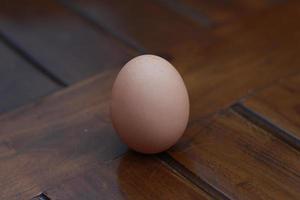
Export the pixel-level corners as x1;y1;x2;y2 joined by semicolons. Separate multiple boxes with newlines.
111;55;189;154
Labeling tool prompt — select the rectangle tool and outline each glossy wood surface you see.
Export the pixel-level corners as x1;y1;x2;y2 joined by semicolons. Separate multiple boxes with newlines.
0;71;211;200
46;152;212;200
244;73;300;145
161;0;276;26
0;0;135;84
0;71;125;199
0;0;300;199
169;109;300;199
0;41;60;113
63;0;300;121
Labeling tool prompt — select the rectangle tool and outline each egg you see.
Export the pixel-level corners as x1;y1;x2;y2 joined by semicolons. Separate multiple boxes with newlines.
111;55;189;154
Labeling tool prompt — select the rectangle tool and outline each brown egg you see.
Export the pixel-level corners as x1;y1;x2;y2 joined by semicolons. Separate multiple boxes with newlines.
111;55;189;154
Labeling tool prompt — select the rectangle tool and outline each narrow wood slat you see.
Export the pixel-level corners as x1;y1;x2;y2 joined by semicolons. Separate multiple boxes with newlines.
0;0;135;84
0;41;60;113
65;0;300;121
0;71;209;200
243;73;300;145
46;152;212;200
169;109;300;199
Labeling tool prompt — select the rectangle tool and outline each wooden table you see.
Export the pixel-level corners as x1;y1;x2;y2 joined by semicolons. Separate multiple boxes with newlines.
0;0;300;199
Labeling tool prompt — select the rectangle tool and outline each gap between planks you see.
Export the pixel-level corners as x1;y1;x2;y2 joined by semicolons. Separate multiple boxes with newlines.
57;0;146;54
157;152;231;200
232;103;300;151
31;193;51;200
1;1;296;198
157;0;214;28
0;30;67;87
158;102;300;199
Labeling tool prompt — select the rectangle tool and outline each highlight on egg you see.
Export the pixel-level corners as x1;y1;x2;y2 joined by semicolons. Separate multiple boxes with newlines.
110;55;189;154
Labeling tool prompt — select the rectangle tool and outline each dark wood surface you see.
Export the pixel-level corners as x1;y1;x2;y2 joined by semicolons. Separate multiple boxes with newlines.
0;0;300;199
0;41;60;113
159;0;277;27
0;0;135;85
46;152;212;200
0;71;210;200
169;109;300;199
243;73;300;148
63;0;300;121
0;71;124;199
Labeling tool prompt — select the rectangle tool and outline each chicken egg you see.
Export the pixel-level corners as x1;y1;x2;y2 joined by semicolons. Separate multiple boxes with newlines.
111;55;189;154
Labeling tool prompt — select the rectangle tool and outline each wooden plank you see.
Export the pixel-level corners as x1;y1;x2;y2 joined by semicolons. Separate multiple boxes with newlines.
0;71;123;199
65;0;300;121
0;0;135;84
62;0;214;56
243;73;300;145
169;109;300;199
62;0;214;53
1;2;299;199
159;0;276;26
46;152;212;200
232;103;300;151
0;71;209;200
0;41;60;113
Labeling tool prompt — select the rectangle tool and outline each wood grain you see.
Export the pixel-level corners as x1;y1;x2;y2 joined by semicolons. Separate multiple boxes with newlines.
0;71;125;199
232;103;300;151
160;0;276;26
58;0;300;121
0;71;210;200
46;152;212;200
1;1;299;199
244;73;300;145
0;0;135;84
0;41;60;113
169;109;300;200
63;0;212;52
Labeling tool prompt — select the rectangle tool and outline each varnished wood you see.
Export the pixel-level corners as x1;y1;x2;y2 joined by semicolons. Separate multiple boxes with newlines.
46;152;212;200
0;71;210;199
243;73;300;146
58;0;300;121
0;41;60;113
158;153;230;200
0;0;135;84
232;103;300;151
63;0;214;55
1;0;300;199
0;71;125;199
160;0;276;26
169;109;300;199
